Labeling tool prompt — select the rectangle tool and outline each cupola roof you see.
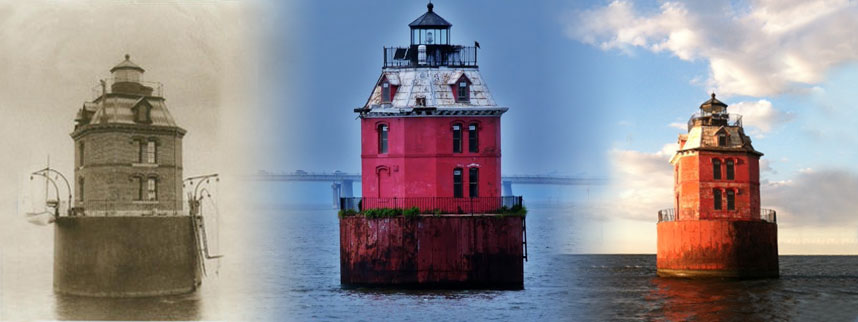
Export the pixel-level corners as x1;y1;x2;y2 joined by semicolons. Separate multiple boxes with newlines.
110;54;145;73
409;3;452;28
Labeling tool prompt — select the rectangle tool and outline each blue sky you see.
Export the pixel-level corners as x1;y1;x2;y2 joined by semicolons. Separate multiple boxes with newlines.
257;0;858;253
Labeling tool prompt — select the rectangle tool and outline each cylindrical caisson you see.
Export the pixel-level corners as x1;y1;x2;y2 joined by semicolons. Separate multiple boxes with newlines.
54;216;200;297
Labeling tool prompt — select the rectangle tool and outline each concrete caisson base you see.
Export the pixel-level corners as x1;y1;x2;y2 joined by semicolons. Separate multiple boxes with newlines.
54;216;201;297
657;220;778;279
339;215;524;289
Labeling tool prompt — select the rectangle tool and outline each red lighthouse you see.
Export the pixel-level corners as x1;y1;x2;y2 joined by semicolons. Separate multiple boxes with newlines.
355;2;505;211
657;94;778;278
340;3;524;289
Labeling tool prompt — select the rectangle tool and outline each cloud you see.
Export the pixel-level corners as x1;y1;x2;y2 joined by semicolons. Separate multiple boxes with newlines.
601;144;677;221
763;169;858;228
729;99;794;135
565;0;858;97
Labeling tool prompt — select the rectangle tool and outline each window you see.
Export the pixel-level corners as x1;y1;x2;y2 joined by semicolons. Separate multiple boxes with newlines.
378;124;388;154
147;178;157;201
469;168;479;198
726;190;735;210
79;178;84;201
381;81;391;103
134;105;150;123
468;123;479;153
453;168;463;198
136;177;144;200
726;159;735;180
718;134;727;146
452;124;462;153
79;142;85;167
147;141;156;163
457;81;469;103
713;189;722;210
416;97;426;107
713;159;721;180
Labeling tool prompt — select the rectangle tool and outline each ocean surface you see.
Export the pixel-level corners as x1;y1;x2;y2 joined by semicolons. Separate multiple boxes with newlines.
2;206;858;321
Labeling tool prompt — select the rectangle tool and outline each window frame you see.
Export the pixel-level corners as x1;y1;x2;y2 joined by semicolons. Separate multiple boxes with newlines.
381;81;391;103
718;134;727;146
469;167;479;198
468;123;479;153
378;124;389;154
146;140;156;164
726;189;735;210
147;177;157;201
452;123;462;153
713;159;722;180
713;189;722;210
726;159;735;180
456;81;469;103
78;142;85;167
453;168;463;198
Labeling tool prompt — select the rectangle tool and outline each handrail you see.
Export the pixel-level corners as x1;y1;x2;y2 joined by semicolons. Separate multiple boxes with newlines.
657;207;778;223
340;196;523;215
687;112;742;131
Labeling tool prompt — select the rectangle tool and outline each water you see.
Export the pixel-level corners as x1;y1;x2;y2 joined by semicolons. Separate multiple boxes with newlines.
3;205;858;320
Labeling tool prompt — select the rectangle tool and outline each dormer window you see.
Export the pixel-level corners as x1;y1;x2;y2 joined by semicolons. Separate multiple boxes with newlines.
718;134;727;146
416;97;426;107
131;99;152;124
457;81;469;103
381;81;391;103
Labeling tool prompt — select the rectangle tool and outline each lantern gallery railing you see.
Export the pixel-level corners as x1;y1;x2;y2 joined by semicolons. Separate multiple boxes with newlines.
687;112;742;131
339;196;523;215
657;208;778;223
383;45;478;68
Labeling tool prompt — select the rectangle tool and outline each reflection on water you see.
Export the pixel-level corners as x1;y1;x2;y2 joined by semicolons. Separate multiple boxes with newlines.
566;254;858;321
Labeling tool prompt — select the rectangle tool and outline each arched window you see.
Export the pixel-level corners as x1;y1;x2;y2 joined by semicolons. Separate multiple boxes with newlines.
147;140;156;163
468;123;479;153
457;81;469;103
453;168;463;198
378;124;388;154
136;177;144;200
713;189;722;210
726;189;735;210
713;159;721;180
726;159;735;180
469;167;479;198
452;123;462;153
79;177;84;201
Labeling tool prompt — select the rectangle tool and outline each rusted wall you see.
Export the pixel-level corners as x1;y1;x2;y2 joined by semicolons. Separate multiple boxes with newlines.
657;220;778;278
674;151;761;220
340;215;523;289
54;216;200;297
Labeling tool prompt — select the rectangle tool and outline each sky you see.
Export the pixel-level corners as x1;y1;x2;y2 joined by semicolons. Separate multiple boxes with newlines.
263;0;858;254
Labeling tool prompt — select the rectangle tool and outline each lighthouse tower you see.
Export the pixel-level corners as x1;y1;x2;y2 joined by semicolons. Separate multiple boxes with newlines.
657;94;778;278
340;3;524;289
355;2;506;211
54;55;201;297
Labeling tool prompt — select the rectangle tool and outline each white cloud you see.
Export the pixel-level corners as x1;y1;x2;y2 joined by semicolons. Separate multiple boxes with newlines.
729;99;794;135
565;0;858;97
763;169;858;228
601;144;677;221
667;122;686;130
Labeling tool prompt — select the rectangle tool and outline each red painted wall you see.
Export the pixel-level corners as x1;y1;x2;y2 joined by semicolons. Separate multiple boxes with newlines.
339;215;524;288
361;116;502;199
674;151;761;221
657;220;778;277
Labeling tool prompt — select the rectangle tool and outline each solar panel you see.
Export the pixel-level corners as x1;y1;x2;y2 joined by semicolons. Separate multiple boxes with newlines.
393;48;407;59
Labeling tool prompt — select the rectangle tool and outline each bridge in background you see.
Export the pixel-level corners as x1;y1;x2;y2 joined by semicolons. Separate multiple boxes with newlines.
247;171;605;208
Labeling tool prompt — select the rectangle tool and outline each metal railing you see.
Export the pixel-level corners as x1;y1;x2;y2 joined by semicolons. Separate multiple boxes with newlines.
66;199;184;217
657;207;778;223
761;208;777;223
658;208;677;222
340;196;522;215
687;112;742;131
91;77;164;99
383;45;478;68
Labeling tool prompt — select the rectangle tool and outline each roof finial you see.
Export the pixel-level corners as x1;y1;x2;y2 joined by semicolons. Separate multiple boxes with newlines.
125;54;130;60
427;2;434;12
711;92;716;99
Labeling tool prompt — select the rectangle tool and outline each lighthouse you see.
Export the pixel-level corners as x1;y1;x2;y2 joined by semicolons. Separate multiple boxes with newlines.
54;55;204;297
339;3;525;289
657;94;778;278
